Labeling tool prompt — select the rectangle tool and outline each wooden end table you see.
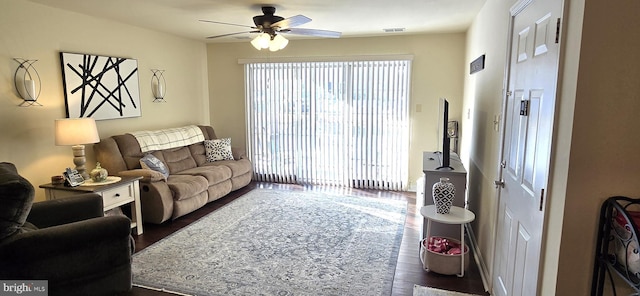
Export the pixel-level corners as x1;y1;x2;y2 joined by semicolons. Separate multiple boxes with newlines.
40;176;143;235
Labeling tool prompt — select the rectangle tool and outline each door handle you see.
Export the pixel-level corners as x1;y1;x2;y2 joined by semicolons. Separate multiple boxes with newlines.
494;180;505;188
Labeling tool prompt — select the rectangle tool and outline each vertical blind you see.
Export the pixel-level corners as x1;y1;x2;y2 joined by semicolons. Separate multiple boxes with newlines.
244;59;411;191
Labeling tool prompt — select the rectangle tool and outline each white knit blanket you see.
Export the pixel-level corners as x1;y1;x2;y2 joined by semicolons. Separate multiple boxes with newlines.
129;125;205;153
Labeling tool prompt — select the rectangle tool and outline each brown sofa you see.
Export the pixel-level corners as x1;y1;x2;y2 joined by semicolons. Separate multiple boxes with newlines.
94;125;252;224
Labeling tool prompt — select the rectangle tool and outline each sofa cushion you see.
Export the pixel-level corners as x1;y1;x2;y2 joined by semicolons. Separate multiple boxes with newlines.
140;154;169;179
159;147;197;173
200;158;252;177
93;137;129;175
112;134;144;170
231;147;248;160
175;166;232;186
204;138;234;162
188;143;207;166
166;175;208;201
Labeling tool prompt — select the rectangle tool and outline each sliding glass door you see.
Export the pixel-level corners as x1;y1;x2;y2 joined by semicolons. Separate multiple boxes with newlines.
245;59;411;190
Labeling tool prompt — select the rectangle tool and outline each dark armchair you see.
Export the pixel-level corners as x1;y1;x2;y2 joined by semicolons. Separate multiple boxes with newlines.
0;162;133;296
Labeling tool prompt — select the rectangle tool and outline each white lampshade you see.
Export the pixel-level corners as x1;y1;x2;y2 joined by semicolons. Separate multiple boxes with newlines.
269;34;289;52
251;33;271;50
55;118;100;146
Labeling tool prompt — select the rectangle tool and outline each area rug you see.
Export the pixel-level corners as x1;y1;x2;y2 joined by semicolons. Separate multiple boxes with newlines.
132;188;407;296
413;285;483;296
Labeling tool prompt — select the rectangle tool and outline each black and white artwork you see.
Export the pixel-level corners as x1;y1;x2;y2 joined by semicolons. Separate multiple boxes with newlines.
60;52;141;120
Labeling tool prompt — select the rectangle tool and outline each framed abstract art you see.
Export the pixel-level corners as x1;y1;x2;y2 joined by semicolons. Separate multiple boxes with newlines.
60;52;141;120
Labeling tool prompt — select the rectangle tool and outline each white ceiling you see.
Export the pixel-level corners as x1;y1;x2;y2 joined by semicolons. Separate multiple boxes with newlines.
29;0;486;42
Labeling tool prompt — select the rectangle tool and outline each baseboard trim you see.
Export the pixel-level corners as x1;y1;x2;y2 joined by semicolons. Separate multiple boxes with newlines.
466;224;490;292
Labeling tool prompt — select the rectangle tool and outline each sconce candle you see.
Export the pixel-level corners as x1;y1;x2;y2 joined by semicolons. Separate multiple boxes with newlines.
25;79;36;101
156;82;164;98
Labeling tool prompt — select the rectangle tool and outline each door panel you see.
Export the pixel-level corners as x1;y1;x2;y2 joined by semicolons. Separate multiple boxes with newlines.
513;224;531;296
523;89;543;191
517;28;530;63
496;208;515;296
534;14;552;56
507;89;525;177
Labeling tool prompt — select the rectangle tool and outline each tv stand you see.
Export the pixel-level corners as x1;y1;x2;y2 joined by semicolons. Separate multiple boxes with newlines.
421;151;467;240
436;165;454;171
433;151;454;170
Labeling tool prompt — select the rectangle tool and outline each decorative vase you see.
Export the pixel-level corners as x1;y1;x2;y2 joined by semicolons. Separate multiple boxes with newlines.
90;162;108;182
432;177;455;214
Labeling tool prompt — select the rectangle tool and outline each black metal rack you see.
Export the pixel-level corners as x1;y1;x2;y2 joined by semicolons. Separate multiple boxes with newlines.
592;196;640;295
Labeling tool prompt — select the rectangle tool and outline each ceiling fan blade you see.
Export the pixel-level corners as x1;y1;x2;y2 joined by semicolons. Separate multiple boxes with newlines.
199;19;255;29
271;15;311;29
206;31;260;39
284;28;342;38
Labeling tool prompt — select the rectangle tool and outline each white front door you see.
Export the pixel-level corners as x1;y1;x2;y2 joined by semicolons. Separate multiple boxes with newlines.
492;0;563;295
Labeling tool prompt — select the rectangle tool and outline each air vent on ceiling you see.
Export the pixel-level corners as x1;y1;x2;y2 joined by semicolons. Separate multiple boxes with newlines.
383;28;405;33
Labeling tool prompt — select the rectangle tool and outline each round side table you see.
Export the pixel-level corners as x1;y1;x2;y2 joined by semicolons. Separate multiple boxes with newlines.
420;205;475;277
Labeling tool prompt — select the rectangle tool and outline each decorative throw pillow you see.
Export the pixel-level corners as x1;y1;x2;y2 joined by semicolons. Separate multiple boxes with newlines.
204;138;234;162
140;154;169;179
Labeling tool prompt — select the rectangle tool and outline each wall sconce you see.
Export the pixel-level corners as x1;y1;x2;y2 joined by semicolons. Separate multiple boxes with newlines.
55;118;100;180
151;69;166;102
13;58;42;106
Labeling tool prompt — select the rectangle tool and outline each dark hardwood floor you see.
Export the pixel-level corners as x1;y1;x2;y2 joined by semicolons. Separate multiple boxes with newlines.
125;182;488;296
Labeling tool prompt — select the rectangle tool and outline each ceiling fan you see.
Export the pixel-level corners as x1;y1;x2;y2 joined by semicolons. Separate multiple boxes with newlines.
200;6;341;49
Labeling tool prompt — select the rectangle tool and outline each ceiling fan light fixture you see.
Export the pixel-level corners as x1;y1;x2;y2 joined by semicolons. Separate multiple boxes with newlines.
251;33;271;50
204;6;341;46
269;34;289;51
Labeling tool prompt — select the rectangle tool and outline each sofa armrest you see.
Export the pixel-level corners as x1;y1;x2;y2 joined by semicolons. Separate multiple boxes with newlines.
231;147;248;160
28;194;103;228
117;169;166;182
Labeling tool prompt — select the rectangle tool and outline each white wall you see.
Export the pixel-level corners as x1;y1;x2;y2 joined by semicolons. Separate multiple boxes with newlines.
0;0;209;201
462;0;516;284
552;0;640;294
207;34;466;190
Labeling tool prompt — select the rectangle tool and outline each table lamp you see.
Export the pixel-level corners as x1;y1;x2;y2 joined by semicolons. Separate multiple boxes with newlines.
55;118;100;180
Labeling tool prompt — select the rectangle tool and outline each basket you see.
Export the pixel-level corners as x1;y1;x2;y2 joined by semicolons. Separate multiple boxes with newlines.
420;236;469;275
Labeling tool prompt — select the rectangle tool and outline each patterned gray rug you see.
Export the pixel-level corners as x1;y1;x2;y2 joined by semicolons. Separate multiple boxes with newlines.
413;285;483;296
132;188;407;296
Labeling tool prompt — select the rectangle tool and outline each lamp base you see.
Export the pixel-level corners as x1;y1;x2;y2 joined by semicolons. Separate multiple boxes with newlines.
71;144;89;180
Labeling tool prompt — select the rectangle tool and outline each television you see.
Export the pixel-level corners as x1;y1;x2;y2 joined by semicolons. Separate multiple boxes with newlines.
436;98;453;170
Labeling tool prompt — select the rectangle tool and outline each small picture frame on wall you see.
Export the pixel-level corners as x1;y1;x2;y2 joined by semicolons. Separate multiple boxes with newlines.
60;52;142;120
